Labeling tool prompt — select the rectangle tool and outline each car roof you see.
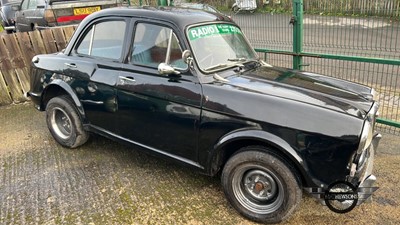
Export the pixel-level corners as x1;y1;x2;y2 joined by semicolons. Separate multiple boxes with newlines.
65;6;235;55
81;6;233;30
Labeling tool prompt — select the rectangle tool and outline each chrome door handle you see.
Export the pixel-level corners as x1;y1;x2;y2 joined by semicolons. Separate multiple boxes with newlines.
64;63;77;68
118;76;136;85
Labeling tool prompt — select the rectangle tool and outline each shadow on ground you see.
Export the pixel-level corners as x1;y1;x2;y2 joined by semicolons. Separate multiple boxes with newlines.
0;103;399;224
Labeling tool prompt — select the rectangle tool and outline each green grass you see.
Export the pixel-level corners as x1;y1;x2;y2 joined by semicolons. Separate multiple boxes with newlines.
0;25;3;32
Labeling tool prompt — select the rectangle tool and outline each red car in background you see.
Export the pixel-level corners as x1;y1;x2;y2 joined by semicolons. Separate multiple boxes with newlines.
14;0;124;32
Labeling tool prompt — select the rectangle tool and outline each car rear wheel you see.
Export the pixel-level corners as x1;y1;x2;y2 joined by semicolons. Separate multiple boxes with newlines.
46;96;89;148
221;147;302;223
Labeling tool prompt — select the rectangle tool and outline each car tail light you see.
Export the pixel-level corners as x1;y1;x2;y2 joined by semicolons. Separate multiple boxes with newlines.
44;9;56;23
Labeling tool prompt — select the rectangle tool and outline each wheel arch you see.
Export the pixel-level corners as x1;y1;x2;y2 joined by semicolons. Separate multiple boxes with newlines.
41;80;87;122
209;129;312;187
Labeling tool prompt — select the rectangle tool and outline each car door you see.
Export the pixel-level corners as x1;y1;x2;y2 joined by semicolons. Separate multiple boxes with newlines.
116;21;203;163
65;18;129;133
15;0;39;31
15;0;29;31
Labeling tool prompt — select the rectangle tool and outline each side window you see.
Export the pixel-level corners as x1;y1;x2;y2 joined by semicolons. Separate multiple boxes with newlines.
76;20;126;60
131;23;186;69
28;0;37;9
21;0;29;10
169;33;186;69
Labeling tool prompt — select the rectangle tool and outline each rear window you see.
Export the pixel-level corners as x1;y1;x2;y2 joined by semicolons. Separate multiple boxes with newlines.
2;0;21;4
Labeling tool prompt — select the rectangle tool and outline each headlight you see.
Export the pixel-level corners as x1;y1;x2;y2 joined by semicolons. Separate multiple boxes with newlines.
357;121;373;154
356;146;369;171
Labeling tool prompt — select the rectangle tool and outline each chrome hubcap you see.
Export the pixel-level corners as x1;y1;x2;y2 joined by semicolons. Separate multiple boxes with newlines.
243;170;277;201
232;165;284;214
51;107;72;139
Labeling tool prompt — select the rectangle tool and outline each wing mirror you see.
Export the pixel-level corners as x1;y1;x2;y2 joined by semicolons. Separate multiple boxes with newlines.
158;63;181;76
182;50;193;66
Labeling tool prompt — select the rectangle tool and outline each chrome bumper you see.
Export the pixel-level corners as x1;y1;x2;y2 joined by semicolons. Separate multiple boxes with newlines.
357;174;377;205
3;25;15;31
356;133;381;205
305;133;381;208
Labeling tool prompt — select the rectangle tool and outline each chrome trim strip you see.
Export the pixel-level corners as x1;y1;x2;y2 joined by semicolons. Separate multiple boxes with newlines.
80;100;104;105
89;125;204;169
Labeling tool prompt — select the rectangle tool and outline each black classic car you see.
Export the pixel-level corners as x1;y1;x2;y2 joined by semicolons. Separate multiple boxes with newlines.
28;7;381;223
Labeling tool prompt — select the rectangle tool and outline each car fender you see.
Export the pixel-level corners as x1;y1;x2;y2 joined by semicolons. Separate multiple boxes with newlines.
210;128;310;184
42;79;87;122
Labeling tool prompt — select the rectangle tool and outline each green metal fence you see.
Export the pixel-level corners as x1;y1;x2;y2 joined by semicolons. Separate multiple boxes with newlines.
128;0;400;134
231;0;400;134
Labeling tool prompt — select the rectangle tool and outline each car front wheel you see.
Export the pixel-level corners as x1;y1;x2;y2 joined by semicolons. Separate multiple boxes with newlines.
221;147;302;223
46;96;89;148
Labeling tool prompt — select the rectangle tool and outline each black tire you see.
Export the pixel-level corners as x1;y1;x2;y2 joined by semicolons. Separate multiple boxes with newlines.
221;146;302;223
46;95;89;148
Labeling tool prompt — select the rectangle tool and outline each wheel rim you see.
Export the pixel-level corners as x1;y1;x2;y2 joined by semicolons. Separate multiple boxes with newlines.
232;165;285;214
51;107;72;139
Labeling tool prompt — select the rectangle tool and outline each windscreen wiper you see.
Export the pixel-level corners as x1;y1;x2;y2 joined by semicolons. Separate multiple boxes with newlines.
229;58;260;66
204;61;249;72
228;58;246;62
204;63;229;71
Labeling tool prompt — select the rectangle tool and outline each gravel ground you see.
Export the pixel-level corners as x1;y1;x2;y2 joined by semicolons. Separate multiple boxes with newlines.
0;102;399;224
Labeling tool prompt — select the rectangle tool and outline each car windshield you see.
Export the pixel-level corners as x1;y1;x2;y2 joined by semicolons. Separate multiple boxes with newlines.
187;23;258;73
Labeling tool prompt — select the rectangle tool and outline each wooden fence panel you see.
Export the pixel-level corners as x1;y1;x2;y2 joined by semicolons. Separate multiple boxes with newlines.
2;35;30;96
0;26;76;106
0;37;25;103
29;30;46;55
15;32;37;96
63;26;76;43
52;28;67;51
0;69;25;103
41;29;58;54
16;32;36;67
0;71;12;105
